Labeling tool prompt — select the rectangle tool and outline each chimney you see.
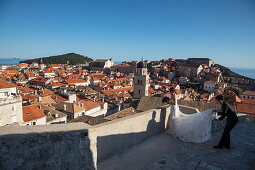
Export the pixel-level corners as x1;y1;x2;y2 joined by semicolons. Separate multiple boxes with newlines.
63;104;67;111
38;96;42;102
81;103;84;108
55;113;59;118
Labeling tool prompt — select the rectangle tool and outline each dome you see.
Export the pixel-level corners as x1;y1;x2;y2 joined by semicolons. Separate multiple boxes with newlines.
137;61;147;68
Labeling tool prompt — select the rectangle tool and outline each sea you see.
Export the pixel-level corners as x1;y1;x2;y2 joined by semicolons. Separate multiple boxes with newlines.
229;67;255;79
0;58;254;79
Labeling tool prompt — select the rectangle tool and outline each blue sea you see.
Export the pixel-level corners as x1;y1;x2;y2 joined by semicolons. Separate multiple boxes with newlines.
0;58;26;65
229;67;255;79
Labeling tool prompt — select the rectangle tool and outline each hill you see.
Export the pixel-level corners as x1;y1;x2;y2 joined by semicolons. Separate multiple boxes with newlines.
216;64;255;91
20;53;93;65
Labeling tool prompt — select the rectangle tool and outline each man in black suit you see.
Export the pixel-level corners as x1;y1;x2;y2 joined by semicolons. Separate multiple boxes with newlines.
213;95;239;149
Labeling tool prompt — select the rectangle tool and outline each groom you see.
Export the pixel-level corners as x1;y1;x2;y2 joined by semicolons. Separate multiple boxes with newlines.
213;95;239;149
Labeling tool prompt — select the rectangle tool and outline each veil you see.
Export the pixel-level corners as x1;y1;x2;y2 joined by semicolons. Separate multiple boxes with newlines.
167;105;214;143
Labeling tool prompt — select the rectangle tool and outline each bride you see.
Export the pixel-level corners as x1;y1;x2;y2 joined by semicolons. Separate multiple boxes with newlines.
165;95;215;143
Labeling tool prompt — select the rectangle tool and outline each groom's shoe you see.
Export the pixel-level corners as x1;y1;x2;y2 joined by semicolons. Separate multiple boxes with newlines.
223;146;231;149
213;145;223;149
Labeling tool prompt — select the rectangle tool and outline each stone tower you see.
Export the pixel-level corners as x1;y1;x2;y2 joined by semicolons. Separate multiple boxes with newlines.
133;60;149;99
39;58;45;70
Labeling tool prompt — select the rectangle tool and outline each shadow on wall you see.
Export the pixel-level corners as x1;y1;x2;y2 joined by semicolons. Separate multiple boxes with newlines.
96;108;167;164
0;130;95;170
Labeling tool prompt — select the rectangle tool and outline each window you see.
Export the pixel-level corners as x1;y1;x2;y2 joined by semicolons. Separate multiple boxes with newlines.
139;90;140;94
32;122;36;125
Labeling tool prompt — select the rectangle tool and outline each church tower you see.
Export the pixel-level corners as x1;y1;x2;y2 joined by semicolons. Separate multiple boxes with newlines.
133;60;149;99
39;58;45;70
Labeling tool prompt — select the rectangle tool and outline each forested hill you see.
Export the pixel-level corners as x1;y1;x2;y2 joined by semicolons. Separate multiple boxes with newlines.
20;53;93;64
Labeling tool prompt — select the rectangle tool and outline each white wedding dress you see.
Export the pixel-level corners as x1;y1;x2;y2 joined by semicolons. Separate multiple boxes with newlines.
167;105;214;143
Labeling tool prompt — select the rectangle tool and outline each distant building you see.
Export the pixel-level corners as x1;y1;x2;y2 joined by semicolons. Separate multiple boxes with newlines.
133;61;150;99
89;59;114;70
179;64;203;79
241;90;255;100
187;58;214;67
0;80;23;126
204;81;216;93
111;64;136;74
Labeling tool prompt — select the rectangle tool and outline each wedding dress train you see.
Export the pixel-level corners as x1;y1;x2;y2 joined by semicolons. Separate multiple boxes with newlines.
167;105;214;143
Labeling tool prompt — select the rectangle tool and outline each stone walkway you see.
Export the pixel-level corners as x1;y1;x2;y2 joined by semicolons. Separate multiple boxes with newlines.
98;122;255;170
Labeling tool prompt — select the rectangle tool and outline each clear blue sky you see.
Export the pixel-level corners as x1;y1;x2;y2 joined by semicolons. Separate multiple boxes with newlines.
0;0;255;68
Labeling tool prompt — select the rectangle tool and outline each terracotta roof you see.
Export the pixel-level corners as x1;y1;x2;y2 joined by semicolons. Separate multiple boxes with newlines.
113;64;135;68
76;99;101;111
204;81;216;84
46;82;66;87
52;94;68;102
0;79;16;88
18;88;34;94
239;97;255;104
55;102;84;114
65;79;86;84
105;107;136;120
23;103;46;122
94;59;108;62
101;87;134;95
242;90;255;96
40;96;57;104
69;115;109;125
22;94;37;101
40;104;67;122
236;103;255;114
137;96;166;112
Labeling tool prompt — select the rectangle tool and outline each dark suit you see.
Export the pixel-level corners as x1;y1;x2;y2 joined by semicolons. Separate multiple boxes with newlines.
217;101;239;148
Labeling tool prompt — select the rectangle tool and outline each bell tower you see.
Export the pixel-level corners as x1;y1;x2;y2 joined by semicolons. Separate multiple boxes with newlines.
39;58;45;70
133;60;149;99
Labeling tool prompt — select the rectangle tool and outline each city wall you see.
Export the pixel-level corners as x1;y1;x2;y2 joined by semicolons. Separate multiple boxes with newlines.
0;105;224;170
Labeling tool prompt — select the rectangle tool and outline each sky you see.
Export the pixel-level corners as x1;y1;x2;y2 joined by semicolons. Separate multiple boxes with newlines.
0;0;255;68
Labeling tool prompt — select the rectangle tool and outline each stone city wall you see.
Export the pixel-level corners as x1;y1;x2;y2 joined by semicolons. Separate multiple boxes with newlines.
0;123;95;170
0;105;225;170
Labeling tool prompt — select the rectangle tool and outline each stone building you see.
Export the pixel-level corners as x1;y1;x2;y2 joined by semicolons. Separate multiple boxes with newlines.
0;79;23;126
89;59;114;70
204;81;216;93
241;90;255;100
187;58;214;67
133;61;150;99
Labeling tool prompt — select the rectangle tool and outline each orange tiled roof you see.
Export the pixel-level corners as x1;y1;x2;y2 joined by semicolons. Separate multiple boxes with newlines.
101;87;134;95
236;103;255;114
22;94;37;100
77;100;101;111
65;79;86;84
242;90;255;96
239;97;255;104
0;79;16;88
204;81;216;84
23;103;46;122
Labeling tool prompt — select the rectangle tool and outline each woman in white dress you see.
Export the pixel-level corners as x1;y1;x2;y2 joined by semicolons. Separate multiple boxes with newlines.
166;95;215;143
